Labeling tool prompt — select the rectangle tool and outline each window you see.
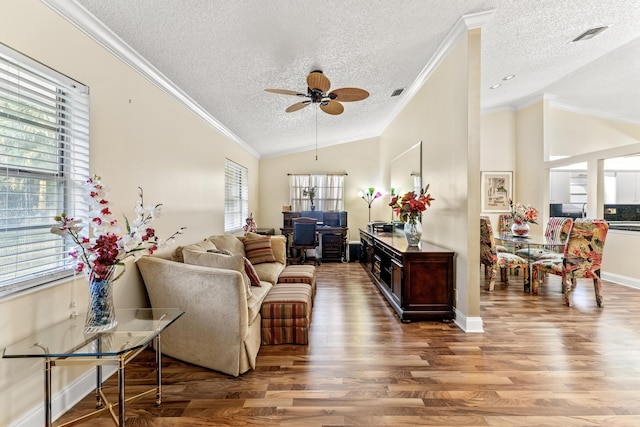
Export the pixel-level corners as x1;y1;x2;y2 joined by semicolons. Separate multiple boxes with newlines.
224;159;248;233
289;174;344;211
0;43;90;298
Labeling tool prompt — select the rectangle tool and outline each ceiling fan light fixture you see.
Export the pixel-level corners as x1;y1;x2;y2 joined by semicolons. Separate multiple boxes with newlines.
571;25;609;42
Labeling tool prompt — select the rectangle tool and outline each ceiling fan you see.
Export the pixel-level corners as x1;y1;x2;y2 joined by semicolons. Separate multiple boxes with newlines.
265;70;369;115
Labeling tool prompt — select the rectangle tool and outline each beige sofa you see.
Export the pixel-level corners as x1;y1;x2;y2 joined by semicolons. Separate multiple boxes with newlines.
137;233;288;376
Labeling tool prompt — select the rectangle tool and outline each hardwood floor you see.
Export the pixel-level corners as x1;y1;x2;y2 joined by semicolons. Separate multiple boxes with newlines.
57;262;640;426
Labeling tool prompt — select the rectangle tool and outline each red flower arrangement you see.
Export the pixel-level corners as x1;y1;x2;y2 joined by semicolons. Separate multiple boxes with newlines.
389;184;435;225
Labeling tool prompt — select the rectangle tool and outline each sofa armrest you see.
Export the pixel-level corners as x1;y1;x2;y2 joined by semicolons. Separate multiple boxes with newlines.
136;256;250;375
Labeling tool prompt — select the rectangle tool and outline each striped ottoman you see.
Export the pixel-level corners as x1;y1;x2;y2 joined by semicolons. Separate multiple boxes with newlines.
277;265;316;297
261;283;312;345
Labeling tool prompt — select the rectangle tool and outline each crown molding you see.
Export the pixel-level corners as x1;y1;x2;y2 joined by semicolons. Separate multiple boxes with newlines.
41;0;260;159
549;100;640;126
375;10;494;135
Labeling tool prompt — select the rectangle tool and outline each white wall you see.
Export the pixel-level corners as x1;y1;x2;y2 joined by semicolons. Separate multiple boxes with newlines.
0;1;258;425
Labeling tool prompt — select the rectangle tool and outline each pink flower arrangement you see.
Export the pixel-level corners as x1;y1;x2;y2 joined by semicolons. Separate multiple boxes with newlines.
509;198;538;225
389;184;435;225
51;175;185;280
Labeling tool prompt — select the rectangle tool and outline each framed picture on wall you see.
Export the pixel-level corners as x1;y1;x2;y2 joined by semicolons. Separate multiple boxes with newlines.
481;171;512;212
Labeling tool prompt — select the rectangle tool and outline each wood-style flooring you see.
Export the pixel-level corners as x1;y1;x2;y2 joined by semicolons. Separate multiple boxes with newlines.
57;262;640;426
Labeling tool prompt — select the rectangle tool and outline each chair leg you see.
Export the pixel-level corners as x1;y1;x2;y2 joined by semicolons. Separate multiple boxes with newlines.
594;276;604;308
564;278;578;307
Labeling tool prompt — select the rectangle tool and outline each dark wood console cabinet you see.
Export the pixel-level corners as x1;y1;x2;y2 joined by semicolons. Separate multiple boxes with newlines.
359;229;455;322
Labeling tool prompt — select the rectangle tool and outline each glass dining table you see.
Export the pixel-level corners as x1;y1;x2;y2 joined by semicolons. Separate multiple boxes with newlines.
494;233;566;293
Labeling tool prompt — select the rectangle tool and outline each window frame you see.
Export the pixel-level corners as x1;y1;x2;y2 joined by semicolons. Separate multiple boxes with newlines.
0;43;90;298
224;158;249;233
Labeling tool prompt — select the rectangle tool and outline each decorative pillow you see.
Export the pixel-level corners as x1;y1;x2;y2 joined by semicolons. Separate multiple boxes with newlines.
244;257;262;286
171;239;217;262
244;232;286;264
207;234;245;256
243;235;276;264
210;249;260;287
183;249;252;299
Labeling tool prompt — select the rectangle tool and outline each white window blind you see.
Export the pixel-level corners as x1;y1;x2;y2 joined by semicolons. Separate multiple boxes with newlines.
289;174;344;211
224;159;248;233
0;43;90;298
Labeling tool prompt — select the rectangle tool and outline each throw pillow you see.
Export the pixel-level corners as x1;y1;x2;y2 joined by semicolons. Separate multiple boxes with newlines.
243;257;262;286
207;234;246;256
171;239;217;263
183;249;252;299
243;235;276;264
245;232;286;264
209;249;260;286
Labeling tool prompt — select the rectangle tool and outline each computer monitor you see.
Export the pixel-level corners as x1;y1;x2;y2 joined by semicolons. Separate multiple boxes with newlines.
301;210;324;224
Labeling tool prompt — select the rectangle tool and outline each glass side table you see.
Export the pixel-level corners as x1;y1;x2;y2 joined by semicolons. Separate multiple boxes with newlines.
2;308;184;427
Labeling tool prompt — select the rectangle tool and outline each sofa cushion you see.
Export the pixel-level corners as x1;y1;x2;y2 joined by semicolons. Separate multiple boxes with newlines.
243;235;276;264
252;262;285;286
171;239;217;262
245;233;287;265
246;282;272;325
182;249;252;299
207;234;246;257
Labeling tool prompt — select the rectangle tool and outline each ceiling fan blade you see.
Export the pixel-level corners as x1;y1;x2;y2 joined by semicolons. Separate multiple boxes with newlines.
307;71;331;93
330;87;370;102
320;100;344;115
265;88;306;97
285;101;310;113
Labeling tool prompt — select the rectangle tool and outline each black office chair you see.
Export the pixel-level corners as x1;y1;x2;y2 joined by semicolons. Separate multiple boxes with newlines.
291;217;320;265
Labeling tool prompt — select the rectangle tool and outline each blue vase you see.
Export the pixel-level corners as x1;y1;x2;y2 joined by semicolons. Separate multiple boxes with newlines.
84;266;118;333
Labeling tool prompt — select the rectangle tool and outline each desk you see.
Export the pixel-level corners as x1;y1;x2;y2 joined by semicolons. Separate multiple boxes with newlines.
280;226;349;262
494;233;565;293
2;308;184;427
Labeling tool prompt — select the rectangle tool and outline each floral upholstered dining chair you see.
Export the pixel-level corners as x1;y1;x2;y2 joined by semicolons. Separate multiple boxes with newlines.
531;219;609;307
480;216;530;291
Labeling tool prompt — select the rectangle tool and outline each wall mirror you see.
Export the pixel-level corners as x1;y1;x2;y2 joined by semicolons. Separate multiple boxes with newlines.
390;141;422;197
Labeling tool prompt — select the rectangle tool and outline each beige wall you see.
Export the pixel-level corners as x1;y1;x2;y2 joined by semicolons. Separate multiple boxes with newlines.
258;137;381;243
547;108;640;159
380;29;482;323
0;1;258;424
480;110;517;226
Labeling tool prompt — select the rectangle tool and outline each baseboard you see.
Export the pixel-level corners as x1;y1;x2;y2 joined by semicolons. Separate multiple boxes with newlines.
13;366;116;427
454;310;484;333
602;272;640;290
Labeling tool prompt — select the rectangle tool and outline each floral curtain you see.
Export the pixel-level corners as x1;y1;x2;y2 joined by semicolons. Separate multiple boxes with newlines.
289;174;344;212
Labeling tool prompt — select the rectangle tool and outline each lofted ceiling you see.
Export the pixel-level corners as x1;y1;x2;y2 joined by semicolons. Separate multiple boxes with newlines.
54;0;640;158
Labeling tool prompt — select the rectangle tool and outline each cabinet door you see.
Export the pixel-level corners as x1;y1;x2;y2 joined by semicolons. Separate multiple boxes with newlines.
391;259;403;305
549;171;571;203
616;172;637;204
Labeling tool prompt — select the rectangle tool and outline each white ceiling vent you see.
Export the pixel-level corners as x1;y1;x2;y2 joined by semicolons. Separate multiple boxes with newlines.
571;26;609;42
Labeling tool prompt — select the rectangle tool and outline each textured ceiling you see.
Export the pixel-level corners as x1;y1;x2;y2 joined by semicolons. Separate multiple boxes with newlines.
64;0;640;158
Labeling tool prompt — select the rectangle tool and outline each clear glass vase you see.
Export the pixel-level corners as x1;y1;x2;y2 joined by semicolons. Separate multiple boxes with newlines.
404;221;422;246
84;265;118;333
